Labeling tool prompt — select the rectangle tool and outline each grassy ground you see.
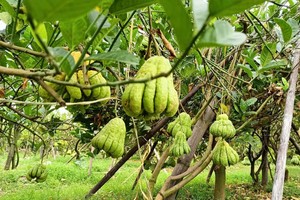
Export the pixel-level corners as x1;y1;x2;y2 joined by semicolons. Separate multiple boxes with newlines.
0;153;299;200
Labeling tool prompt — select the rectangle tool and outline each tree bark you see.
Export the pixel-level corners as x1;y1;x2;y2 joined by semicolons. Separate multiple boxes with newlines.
261;127;270;188
214;165;226;200
272;41;300;200
160;101;215;200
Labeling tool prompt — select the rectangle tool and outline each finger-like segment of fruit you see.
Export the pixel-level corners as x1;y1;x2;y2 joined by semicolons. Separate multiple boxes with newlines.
129;83;145;117
77;70;92;97
219;141;229;167
37;171;48;182
143;79;156;113
209;114;236;139
97;75;111;104
103;136;113;152
165;76;179;117
122;84;137;117
31;165;39;177
26;172;32;181
88;70;102;99
111;146;124;158
224;141;239;165
66;72;82;100
142;113;161;121
154;77;168;114
212;140;222;165
71;51;90;66
38;73;66;101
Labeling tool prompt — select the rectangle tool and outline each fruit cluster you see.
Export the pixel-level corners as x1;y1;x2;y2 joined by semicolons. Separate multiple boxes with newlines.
167;112;192;137
26;164;48;182
66;69;110;103
212;139;239;167
209;114;236;139
91;117;126;158
122;56;179;120
170;131;191;157
38;51;110;104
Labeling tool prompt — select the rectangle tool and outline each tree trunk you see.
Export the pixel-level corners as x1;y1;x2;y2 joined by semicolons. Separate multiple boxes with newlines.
272;41;300;200
261;127;270;188
4;142;15;170
214;165;226;200
160;101;215;200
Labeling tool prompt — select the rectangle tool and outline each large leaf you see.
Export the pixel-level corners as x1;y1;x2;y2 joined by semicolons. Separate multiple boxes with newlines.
87;51;140;65
159;0;193;52
23;0;100;22
48;47;75;77
110;0;157;14
60;17;87;50
0;0;15;17
260;43;276;67
209;0;266;17
274;18;292;43
198;20;246;47
192;0;209;32
258;59;287;73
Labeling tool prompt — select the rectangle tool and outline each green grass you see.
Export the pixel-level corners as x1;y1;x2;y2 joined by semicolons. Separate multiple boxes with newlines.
0;153;299;200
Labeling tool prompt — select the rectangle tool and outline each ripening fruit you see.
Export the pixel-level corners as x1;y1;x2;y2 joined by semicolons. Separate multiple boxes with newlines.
121;56;179;120
209;114;236;139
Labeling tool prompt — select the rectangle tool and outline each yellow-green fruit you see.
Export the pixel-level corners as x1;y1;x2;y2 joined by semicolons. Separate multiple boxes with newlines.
77;70;92;97
71;51;90;66
209;114;236;139
154;77;168;114
165;76;179;117
129;83;145;117
220;142;229;167
91;117;126;158
88;70;102;99
122;84;137;117
37;171;48;183
38;73;66;101
66;72;82;100
167;112;192;138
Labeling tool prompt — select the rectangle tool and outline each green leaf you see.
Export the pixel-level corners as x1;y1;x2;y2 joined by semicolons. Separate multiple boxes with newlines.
198;20;246;47
209;0;266;17
260;43;276;67
60;17;87;50
159;0;193;51
287;18;299;37
48;47;75;77
240;99;248;113
281;77;289;91
192;0;209;32
245;97;257;106
87;51;140;65
23;0;100;22
258;59;287;73
274;18;292;43
238;64;254;78
0;0;15;17
110;0;157;14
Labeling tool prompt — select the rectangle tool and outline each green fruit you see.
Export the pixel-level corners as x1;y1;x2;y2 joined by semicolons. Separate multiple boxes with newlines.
88;70;102;99
122;84;137;117
38;73;66;101
219;141;229;167
66;72;82;100
31;165;39;177
129;83;145;117
165;76;179;117
154;77;168;114
209;114;236;139
78;70;92;97
37;171;48;183
91;118;126;158
143;79;157;113
26;172;32;181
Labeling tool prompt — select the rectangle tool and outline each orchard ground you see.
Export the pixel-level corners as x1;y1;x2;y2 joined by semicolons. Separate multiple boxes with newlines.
0;154;299;200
